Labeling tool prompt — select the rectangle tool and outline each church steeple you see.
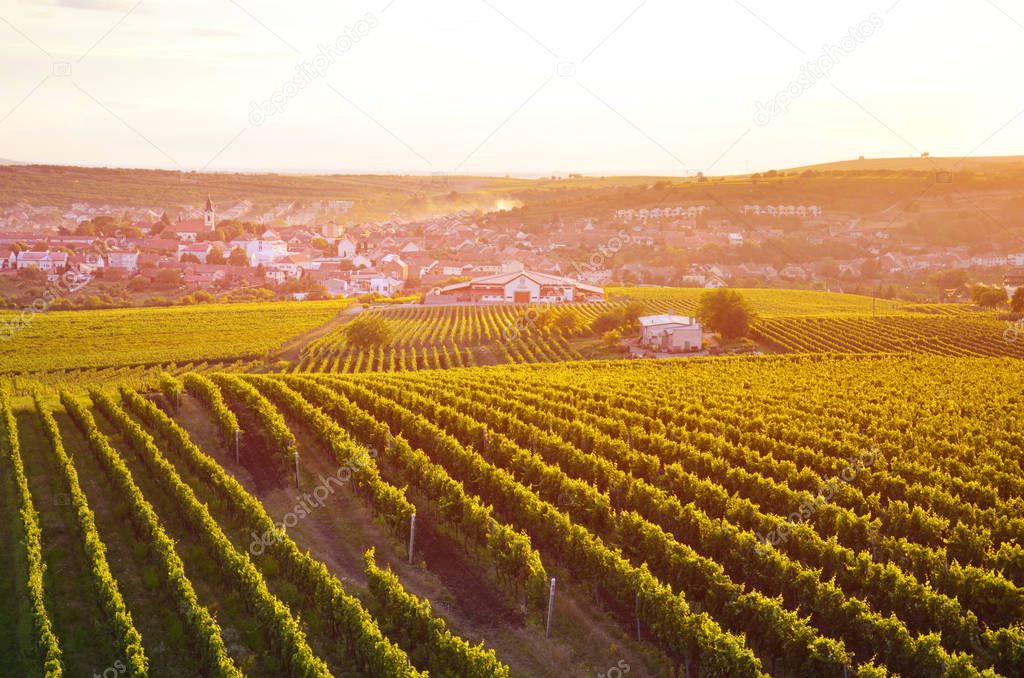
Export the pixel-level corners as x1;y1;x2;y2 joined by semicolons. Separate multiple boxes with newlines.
204;196;216;230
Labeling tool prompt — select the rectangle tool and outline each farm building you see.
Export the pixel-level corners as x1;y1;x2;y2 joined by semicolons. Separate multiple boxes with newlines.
638;314;703;352
430;270;604;304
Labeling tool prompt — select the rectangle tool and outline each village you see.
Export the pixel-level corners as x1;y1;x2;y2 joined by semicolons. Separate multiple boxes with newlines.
0;194;1022;309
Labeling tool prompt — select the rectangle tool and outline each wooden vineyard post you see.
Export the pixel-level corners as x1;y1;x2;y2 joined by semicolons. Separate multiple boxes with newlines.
408;513;416;564
293;448;300;489
234;429;240;463
545;577;556;638
635;592;641;641
175;388;181;413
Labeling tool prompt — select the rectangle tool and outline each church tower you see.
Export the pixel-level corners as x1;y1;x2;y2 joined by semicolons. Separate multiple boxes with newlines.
204;196;216;230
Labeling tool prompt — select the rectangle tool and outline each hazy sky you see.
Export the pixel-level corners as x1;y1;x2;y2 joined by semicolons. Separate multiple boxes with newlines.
1;0;1022;175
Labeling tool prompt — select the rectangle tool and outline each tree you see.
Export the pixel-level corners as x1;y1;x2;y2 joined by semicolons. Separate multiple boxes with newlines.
1011;287;1024;315
206;247;226;265
179;253;200;264
343;314;393;349
310;236;330;253
860;258;880;280
970;284;1008;309
228;247;249;267
928;268;969;291
152;269;181;289
699;288;754;340
819;258;840;283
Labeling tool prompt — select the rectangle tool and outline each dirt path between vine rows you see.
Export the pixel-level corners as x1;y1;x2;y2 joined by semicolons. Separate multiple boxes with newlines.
272;303;363;363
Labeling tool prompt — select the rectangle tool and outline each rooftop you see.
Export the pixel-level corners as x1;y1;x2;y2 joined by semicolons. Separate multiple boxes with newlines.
638;314;699;327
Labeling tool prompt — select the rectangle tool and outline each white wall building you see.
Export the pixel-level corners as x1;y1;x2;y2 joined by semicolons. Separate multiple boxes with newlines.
229;238;289;266
336;237;357;259
106;249;139;272
16;251;68;272
433;270;604;304
638;314;703;353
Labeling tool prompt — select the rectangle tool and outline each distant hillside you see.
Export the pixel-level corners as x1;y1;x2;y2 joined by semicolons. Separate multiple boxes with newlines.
0;158;27;165
0;164;543;220
5;156;1024;233
788;155;1024;173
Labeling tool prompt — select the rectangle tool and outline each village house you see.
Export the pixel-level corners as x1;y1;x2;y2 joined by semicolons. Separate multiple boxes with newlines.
106;248;140;272
269;253;314;279
378;253;409;282
229;236;289;267
67;253;104;274
0;247;17;270
322;277;352;297
17;250;68;272
350;270;404;296
178;242;215;264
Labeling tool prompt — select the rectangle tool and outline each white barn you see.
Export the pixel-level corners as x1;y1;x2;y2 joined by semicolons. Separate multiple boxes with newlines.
432;270;604;304
638;314;703;353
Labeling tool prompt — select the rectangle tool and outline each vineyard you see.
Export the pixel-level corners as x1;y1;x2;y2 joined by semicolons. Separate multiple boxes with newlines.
293;303;602;372
290;290;1014;375
0;300;350;373
607;286;931;317
752;316;1024;357
3;354;1023;676
0;290;1018;395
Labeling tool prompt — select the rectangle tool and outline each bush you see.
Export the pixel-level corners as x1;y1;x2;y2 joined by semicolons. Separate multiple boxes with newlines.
344;314;393;348
590;302;644;335
602;328;623;350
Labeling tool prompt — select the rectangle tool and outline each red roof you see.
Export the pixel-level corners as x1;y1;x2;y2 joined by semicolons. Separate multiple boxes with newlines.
164;219;206;233
439;270;603;295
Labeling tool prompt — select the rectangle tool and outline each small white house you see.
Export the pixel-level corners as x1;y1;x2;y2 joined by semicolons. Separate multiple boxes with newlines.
322;278;351;297
228;238;289;267
370;275;403;296
336;237;357;259
638;314;703;353
106;249;140;272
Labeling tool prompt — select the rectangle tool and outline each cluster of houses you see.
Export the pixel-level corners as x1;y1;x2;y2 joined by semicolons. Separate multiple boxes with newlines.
614;205;707;222
0;198;412;298
739;204;823;217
